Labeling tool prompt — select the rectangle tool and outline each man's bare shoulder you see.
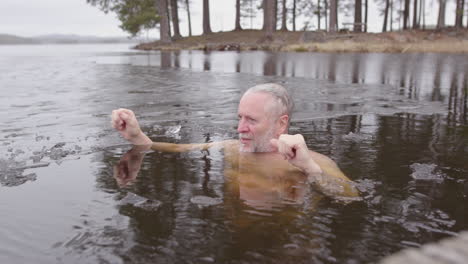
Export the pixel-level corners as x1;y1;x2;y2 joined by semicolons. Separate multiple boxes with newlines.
308;150;339;169
219;139;239;147
217;139;239;152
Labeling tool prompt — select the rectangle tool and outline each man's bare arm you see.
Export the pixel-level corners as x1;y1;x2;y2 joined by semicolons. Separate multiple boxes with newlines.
271;134;359;199
306;151;359;198
111;108;236;153
149;140;236;152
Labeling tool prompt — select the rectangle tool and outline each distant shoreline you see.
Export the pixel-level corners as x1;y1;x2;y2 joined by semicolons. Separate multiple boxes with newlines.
0;33;139;45
135;28;468;53
0;42;138;46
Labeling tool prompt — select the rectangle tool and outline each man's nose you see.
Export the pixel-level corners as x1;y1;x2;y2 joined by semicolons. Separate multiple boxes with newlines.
237;119;248;133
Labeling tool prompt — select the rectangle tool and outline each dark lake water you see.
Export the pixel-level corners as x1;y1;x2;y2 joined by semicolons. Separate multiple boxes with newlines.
1;44;467;264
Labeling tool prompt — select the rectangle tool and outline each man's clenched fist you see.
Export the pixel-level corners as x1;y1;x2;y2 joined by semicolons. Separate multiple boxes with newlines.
111;108;152;145
270;134;322;174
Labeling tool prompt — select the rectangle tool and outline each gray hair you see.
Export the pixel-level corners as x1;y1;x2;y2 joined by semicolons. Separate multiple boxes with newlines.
244;83;293;118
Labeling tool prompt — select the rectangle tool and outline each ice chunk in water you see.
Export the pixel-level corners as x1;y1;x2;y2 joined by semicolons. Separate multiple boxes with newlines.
409;163;444;181
165;125;181;136
190;195;222;206
342;132;372;142
152;124;181;138
119;192;162;211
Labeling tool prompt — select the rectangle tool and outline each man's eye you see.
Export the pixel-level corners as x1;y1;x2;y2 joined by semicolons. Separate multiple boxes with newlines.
238;116;256;123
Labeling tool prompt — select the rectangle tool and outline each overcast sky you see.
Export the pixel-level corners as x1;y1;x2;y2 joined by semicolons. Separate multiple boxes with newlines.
0;0;456;38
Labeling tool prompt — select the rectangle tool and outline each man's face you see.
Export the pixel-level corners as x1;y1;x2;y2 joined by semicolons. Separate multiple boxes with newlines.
237;92;279;152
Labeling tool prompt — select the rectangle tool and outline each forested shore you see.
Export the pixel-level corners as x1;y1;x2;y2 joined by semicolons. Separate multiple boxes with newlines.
134;28;468;53
88;0;468;53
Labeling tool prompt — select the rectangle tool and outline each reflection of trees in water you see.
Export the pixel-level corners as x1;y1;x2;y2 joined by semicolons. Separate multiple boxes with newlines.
327;53;337;82
276;53;464;123
235;51;241;73
160;51;171;68
95;145;328;262
464;75;467;123
293;113;467;261
262;52;276;76
90;112;467;263
90;130;235;260
351;54;362;84
173;50;180;68
84;50;468;262
431;54;445;102
92;146;206;261
371;114;465;235
203;50;211;71
147;51;467;124
398;54;411;96
280;58;286;76
448;62;468;125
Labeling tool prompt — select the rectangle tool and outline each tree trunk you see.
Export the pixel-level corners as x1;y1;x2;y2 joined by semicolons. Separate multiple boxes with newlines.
317;0;321;30
354;0;362;32
365;0;368;32
185;0;192;36
460;0;468;28
390;0;393;31
281;0;288;30
170;0;181;39
412;0;418;28
264;0;276;39
156;0;171;43
329;0;337;32
167;3;172;37
336;0;339;28
437;0;446;28
203;0;212;34
403;0;410;29
250;0;254;28
292;0;296;31
235;0;242;30
399;0;402;30
421;0;425;29
324;0;329;31
274;0;278;30
382;0;390;32
418;0;422;26
455;0;464;27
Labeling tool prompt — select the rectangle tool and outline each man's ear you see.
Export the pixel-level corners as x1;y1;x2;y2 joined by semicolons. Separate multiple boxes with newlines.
278;114;289;134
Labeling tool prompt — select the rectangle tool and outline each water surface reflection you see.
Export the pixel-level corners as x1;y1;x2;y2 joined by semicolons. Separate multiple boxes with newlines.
0;45;467;264
98;50;467;123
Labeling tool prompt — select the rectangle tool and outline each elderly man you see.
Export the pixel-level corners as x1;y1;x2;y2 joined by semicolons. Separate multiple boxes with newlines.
111;83;358;198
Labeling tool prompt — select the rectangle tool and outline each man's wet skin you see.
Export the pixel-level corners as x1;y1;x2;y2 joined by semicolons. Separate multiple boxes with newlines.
225;144;310;209
114;143;314;210
114;144;326;255
115;139;358;211
111;83;360;200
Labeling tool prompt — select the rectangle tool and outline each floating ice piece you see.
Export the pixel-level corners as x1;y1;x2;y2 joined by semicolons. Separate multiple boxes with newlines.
119;192;161;211
165;125;181;136
342;132;372;141
190;195;222;206
0;172;37;187
409;163;444;181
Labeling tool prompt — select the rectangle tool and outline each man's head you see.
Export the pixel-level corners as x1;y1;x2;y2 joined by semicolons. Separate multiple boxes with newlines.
237;83;293;152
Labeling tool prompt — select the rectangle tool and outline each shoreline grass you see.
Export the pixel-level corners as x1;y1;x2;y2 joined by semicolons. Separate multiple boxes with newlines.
135;28;468;53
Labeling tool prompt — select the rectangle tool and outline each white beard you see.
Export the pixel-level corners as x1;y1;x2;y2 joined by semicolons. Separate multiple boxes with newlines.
239;127;276;153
